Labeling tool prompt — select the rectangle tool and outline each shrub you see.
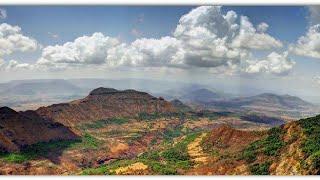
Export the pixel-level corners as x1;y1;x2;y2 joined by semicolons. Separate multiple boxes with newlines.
250;161;271;175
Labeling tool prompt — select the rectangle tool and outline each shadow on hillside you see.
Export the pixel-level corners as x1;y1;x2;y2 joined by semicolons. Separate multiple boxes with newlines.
240;114;285;126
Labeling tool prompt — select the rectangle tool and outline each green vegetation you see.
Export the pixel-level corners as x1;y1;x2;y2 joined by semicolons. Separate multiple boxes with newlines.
242;127;284;163
136;111;223;121
82;165;109;175
79;117;130;129
162;126;183;141
262;127;285;156
137;112;182;121
80;133;100;149
249;161;271;175
0;139;80;163
299;115;320;173
160;133;199;171
242;141;260;163
81;132;200;175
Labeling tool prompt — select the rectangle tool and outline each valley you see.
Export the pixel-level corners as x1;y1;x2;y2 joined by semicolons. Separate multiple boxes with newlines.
0;86;319;175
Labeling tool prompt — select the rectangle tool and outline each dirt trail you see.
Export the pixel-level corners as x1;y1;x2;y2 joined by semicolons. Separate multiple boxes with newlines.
187;133;209;166
113;162;148;175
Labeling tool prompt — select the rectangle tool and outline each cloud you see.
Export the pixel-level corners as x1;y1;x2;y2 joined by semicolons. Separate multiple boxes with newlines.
48;32;59;39
5;60;33;71
130;28;142;37
0;23;38;57
3;6;290;76
231;16;283;50
37;32;120;66
257;22;269;33
0;8;6;19
244;52;295;75
289;24;320;59
107;36;183;67
172;6;245;68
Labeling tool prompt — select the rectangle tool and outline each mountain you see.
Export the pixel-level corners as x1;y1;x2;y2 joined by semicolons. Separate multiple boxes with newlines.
0;79;83;96
0;107;78;152
170;99;192;112
35;87;176;126
180;88;226;103
204;93;318;119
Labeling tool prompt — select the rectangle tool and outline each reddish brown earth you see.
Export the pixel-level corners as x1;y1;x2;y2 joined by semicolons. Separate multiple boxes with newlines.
0;107;78;152
204;124;265;153
36;88;176;127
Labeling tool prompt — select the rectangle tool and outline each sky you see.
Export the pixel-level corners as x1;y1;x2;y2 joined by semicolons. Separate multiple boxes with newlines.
0;6;320;103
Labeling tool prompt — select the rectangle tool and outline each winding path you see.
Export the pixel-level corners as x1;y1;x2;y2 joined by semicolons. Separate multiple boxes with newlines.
187;133;209;166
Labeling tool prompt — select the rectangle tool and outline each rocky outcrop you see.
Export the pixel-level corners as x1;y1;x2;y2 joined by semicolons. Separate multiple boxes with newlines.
36;87;176;126
0;107;78;152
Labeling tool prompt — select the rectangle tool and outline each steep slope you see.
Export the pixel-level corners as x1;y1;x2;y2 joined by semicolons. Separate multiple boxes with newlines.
195;114;320;175
0;107;78;152
36;87;176;126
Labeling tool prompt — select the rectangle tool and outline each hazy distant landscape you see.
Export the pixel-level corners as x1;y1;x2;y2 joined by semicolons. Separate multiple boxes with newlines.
0;78;318;120
1;5;320;175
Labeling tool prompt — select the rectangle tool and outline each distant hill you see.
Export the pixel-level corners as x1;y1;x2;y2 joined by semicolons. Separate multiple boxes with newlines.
0;107;78;152
180;88;226;103
36;87;177;126
0;79;83;96
170;99;192;112
204;93;318;119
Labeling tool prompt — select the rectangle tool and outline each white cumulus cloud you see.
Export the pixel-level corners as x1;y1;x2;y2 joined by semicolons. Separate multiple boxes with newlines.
244;52;295;75
37;32;120;66
289;24;320;59
2;6;291;76
231;16;283;50
0;23;38;57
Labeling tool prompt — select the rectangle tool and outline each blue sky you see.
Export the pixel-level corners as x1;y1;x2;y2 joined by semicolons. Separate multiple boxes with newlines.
0;6;311;63
0;6;320;103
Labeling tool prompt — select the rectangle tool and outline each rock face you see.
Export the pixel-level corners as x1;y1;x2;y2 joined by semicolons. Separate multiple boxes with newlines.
36;87;176;126
0;107;78;152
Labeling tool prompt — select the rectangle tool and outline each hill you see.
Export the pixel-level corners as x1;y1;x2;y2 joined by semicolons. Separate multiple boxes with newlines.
204;93;318;119
36;87;176;126
0;107;78;153
0;79;83;96
170;99;192;112
190;115;320;175
180;88;226;103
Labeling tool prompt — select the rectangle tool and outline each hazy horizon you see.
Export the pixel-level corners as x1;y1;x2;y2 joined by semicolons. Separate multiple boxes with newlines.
0;6;320;104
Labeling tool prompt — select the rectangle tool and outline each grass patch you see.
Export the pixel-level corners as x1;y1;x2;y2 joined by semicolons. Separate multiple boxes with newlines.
79;117;130;129
82;165;109;175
